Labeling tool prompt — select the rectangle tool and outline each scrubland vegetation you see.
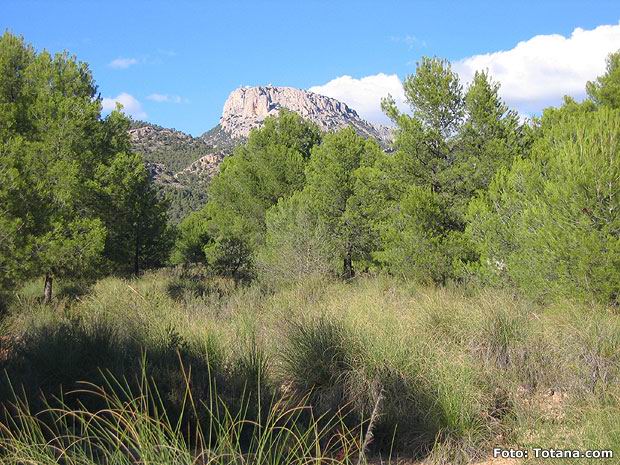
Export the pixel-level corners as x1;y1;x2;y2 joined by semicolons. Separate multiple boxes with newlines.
1;31;619;463
1;271;618;463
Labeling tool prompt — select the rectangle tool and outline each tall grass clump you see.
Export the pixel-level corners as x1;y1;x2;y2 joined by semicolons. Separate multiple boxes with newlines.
281;317;368;415
0;272;275;444
0;367;366;465
279;306;494;462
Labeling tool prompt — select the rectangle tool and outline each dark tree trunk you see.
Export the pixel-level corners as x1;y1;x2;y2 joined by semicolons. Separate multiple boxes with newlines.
134;223;140;275
343;251;354;280
43;273;53;304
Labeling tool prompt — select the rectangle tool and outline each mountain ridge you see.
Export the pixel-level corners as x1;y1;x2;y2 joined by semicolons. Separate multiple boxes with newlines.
129;86;394;221
209;85;392;146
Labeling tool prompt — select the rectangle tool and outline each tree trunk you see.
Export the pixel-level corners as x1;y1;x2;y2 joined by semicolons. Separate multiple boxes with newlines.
134;224;140;275
343;251;354;280
43;273;53;304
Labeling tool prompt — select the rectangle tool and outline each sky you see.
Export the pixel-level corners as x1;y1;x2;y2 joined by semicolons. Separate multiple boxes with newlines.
2;1;620;135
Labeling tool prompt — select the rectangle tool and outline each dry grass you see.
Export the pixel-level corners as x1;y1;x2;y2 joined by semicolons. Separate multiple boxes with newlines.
1;269;618;464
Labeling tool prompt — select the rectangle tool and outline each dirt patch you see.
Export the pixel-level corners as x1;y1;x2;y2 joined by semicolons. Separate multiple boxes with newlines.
474;457;522;465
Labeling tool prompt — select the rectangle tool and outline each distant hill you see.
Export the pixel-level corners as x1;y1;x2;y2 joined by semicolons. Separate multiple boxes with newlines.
128;122;217;222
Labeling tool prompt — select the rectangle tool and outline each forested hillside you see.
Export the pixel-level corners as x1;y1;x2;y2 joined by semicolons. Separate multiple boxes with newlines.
128;121;219;221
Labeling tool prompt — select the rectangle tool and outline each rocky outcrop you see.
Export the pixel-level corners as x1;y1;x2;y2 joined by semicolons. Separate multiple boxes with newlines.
177;151;227;181
145;161;184;188
209;86;393;147
129;124;193;147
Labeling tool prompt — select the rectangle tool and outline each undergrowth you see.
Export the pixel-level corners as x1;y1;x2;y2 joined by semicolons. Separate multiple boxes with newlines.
0;269;618;464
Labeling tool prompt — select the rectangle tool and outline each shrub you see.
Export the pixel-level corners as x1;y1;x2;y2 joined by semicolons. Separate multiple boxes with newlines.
256;193;337;289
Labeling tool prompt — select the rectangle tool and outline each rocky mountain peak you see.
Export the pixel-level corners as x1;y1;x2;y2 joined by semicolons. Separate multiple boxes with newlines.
218;86;392;145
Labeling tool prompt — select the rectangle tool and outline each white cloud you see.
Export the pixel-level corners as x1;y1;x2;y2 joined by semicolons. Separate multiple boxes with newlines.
109;57;138;69
146;93;187;104
101;93;147;119
309;73;407;126
309;23;620;125
453;22;620;114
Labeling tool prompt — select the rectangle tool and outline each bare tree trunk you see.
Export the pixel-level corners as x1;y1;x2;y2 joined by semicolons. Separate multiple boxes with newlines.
43;273;53;304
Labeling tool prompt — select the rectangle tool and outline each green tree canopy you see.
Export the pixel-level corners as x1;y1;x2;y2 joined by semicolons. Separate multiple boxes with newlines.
303;127;384;278
377;59;527;283
96;151;172;274
382;57;464;192
467;107;620;303
0;32;170;302
445;70;528;217
199;110;322;278
586;49;620;109
170;208;211;266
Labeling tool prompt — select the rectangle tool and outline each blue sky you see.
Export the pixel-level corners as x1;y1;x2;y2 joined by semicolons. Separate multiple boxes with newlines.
3;1;620;135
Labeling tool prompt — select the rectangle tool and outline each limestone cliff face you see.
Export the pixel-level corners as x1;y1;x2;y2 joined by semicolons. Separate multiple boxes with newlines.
216;86;392;145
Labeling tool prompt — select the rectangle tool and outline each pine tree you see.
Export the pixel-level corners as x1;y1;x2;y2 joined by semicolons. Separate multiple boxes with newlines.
378;58;525;283
198;110;322;278
467;107;620;303
586;49;620;109
446;70;526;218
0;32;106;301
303;128;383;278
170;209;210;265
96;151;172;275
0;32;172;301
